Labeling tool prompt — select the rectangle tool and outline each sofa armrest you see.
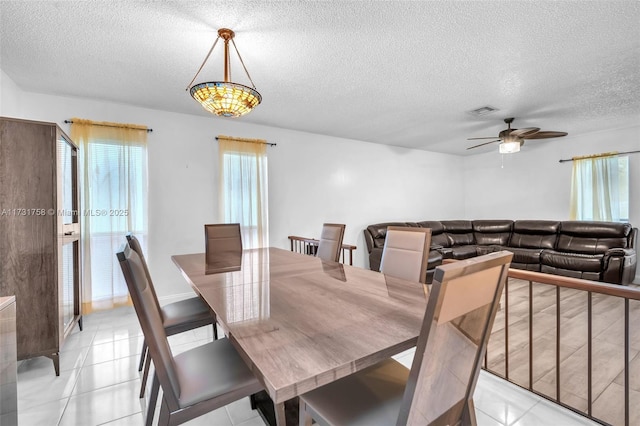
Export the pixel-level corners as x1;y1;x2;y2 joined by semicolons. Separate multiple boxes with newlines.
605;248;635;257
364;229;375;254
603;248;637;285
368;248;383;272
439;247;454;259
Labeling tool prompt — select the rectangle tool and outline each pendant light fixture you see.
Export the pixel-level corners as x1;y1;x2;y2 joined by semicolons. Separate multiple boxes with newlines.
186;28;262;118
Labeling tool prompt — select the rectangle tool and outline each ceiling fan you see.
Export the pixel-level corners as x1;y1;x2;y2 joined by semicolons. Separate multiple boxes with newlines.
467;117;568;153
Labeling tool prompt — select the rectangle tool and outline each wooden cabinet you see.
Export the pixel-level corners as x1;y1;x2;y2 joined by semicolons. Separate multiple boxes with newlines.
0;117;82;376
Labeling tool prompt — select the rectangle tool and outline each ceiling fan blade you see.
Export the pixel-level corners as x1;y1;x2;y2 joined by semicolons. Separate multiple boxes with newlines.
523;131;568;139
467;137;500;140
510;127;540;137
467;139;501;150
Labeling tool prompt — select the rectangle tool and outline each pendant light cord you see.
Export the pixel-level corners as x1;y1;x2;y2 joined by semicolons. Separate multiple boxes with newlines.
185;36;220;90
231;38;258;89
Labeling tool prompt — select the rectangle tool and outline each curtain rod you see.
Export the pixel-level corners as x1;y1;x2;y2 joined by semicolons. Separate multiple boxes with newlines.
64;120;153;132
215;136;276;146
559;150;640;163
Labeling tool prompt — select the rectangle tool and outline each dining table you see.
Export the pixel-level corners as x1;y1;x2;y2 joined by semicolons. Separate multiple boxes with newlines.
172;247;428;426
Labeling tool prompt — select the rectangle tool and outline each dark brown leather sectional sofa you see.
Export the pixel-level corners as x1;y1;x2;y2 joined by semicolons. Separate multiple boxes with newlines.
364;220;637;285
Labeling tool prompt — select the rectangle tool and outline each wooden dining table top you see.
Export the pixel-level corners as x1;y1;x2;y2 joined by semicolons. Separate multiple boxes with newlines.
172;247;428;405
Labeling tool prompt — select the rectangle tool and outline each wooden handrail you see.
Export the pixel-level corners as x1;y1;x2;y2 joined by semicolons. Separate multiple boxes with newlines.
287;235;357;250
507;268;640;300
442;258;640;299
287;235;357;265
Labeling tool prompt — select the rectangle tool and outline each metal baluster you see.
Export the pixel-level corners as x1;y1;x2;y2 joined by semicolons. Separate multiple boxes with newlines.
625;298;630;426
556;286;561;402
505;277;509;380
587;291;592;416
529;280;533;390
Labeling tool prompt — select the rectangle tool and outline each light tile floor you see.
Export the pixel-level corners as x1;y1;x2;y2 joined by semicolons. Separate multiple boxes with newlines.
17;306;599;426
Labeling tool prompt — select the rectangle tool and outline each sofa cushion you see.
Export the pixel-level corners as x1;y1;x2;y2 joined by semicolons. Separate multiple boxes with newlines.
442;220;474;246
540;250;603;273
560;221;632;239
476;245;501;256
507;247;544;265
510;220;560;249
450;245;478;260
366;223;414;249
557;221;633;254
541;265;601;281
511;262;541;272
473;220;513;246
416;221;449;247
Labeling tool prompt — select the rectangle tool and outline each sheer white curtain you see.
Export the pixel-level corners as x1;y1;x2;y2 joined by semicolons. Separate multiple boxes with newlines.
569;155;625;221
217;136;269;249
71;119;148;312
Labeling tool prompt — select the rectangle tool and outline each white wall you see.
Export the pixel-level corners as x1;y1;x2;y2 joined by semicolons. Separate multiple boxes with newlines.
0;69;22;115
462;125;640;225
1;70;465;297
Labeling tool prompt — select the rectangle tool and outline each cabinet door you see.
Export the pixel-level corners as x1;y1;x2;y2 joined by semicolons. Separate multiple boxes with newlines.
0;119;58;359
57;132;79;235
56;131;81;342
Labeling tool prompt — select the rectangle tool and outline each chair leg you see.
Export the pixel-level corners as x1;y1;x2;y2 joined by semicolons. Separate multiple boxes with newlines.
158;397;171;426
138;340;148;372
462;397;478;426
146;373;160;426
299;399;312;426
139;353;151;398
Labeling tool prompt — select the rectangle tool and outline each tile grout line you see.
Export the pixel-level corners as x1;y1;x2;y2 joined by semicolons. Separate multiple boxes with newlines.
58;326;96;426
506;400;541;426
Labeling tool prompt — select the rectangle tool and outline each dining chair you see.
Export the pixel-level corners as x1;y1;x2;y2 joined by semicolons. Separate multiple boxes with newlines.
315;223;346;262
125;233;217;398
380;226;432;284
204;223;243;257
299;250;513;426
117;243;263;426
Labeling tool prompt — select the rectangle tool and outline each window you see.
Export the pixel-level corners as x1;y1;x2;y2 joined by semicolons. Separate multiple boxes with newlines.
71;120;148;312
570;155;629;222
218;136;269;249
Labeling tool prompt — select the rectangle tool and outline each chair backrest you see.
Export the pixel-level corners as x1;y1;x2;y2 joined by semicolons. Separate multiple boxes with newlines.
380;226;432;284
396;251;512;426
205;223;243;266
116;244;182;410
205;223;242;252
125;233;163;314
315;223;346;262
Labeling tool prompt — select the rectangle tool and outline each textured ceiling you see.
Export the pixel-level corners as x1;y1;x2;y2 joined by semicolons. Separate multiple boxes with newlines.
1;1;639;155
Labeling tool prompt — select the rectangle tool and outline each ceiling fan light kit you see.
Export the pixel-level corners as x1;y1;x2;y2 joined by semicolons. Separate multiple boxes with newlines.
467;117;567;154
499;140;521;154
186;28;262;118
